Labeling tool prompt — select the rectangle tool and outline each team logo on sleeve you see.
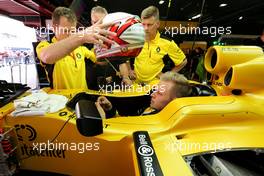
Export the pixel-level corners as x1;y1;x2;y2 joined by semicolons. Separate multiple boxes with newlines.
76;53;82;59
156;47;160;53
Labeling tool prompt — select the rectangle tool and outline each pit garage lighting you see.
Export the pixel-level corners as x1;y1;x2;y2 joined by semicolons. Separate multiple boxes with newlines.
159;0;165;5
219;3;228;7
191;14;201;19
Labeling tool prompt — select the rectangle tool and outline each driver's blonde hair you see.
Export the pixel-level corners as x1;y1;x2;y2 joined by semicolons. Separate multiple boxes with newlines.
160;71;191;98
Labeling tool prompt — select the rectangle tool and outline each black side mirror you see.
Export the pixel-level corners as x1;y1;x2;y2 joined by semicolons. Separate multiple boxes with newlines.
75;100;103;137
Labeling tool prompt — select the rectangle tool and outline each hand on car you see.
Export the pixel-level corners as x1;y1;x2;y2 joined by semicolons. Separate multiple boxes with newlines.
96;96;113;111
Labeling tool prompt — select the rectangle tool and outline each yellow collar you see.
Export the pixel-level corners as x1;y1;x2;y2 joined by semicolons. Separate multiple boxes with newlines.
150;32;160;43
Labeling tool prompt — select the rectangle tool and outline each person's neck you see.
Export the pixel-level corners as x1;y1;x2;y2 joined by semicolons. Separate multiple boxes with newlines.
146;32;157;42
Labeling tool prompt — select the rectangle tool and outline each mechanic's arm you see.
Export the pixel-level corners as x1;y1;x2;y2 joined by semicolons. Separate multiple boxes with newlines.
39;24;115;64
126;60;137;80
169;41;187;72
119;62;132;86
156;58;187;79
171;58;187;72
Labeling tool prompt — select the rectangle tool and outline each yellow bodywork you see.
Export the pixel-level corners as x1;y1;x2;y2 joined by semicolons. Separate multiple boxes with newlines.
1;46;264;176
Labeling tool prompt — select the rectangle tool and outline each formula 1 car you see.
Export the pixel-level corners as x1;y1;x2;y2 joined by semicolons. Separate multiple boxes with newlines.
1;46;264;176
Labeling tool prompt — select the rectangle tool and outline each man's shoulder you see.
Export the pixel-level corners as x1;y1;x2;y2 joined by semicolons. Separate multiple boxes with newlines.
157;33;176;48
37;40;49;46
159;32;173;42
75;45;89;53
36;40;50;51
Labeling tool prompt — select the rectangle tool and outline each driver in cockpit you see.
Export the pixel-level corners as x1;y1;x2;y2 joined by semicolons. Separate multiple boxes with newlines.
96;71;191;118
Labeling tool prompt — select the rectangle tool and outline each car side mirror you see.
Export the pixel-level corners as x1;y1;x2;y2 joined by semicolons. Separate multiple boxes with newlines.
75;100;103;137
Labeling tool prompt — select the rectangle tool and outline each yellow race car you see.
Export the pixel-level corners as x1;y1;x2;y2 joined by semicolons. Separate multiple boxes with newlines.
1;46;264;176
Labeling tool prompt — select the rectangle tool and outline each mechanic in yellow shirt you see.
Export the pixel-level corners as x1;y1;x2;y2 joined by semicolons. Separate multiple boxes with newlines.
133;6;187;83
36;7;115;89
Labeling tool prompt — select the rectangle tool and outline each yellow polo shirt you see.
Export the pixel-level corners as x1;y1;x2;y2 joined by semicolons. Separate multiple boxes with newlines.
36;37;96;89
134;32;186;82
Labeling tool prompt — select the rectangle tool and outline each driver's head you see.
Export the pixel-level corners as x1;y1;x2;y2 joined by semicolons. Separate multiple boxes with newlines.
150;72;191;111
52;7;77;41
91;6;108;25
141;6;160;41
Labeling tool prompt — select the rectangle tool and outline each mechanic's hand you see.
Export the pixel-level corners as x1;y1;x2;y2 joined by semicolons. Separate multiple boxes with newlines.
96;96;112;111
122;77;132;87
129;70;137;80
79;20;116;47
95;101;106;119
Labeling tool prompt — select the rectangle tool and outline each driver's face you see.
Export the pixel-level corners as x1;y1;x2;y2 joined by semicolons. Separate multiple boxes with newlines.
150;81;175;111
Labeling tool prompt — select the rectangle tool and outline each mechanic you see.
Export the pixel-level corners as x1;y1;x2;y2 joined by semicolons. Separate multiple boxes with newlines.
130;6;187;83
96;71;191;118
36;7;115;89
86;6;132;90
